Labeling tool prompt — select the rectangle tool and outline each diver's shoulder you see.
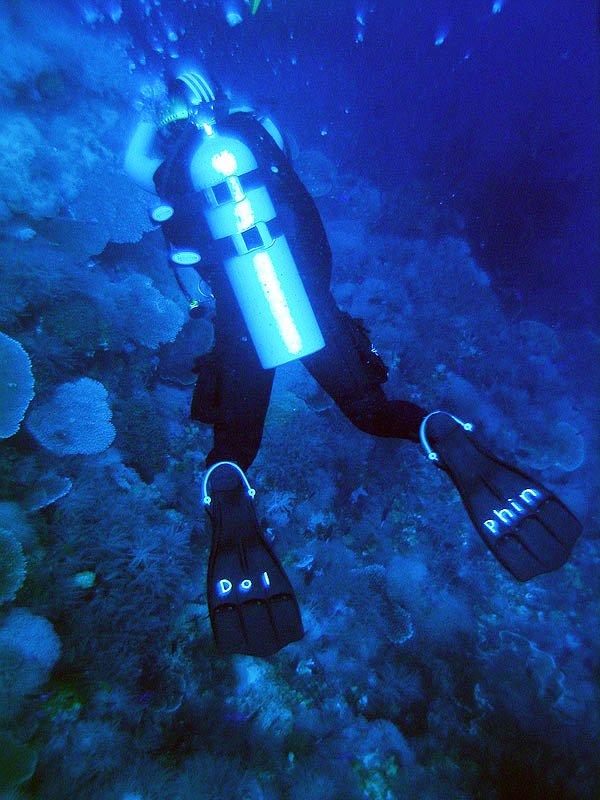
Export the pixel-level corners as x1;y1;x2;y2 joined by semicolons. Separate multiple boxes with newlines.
225;109;287;153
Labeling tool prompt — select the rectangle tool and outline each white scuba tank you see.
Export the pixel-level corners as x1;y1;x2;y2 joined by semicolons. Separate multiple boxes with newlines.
189;123;325;369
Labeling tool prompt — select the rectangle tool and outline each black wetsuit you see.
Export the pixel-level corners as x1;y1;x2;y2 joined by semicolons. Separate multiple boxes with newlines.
154;112;426;471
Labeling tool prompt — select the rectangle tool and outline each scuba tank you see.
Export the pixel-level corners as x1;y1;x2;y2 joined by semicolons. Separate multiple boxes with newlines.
188;122;325;369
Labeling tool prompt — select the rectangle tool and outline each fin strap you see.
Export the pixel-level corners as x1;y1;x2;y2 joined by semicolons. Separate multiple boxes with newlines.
202;461;256;506
420;410;474;462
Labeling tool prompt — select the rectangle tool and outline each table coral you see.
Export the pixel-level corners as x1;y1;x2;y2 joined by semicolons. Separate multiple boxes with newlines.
0;528;26;604
26;377;116;455
0;332;35;439
0;608;61;721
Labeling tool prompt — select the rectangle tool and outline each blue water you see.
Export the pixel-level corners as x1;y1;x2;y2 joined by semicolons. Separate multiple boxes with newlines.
0;1;598;798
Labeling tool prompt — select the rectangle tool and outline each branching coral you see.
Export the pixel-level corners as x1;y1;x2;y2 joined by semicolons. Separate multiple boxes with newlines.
47;463;194;684
264;489;297;526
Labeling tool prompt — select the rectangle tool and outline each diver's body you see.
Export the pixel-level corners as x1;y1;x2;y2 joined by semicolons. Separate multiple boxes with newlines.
154;110;425;472
125;72;581;657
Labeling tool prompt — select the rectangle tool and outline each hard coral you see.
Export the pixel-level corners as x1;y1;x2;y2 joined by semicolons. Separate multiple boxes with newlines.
0;732;37;794
98;273;185;351
295;149;337;198
26;377;116;455
520;419;586;473
0;528;26;604
0;332;35;439
22;472;73;512
0;608;61;720
0;501;36;547
113;392;169;481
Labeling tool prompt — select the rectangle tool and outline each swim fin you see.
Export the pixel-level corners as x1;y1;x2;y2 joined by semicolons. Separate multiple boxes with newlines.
421;412;581;581
202;462;304;656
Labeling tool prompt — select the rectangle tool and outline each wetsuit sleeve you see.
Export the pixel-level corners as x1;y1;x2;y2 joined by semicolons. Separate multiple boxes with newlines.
124;121;163;192
152;124;223;285
158;202;221;286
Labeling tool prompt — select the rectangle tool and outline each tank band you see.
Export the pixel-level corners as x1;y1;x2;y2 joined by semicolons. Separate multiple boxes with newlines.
217;217;285;259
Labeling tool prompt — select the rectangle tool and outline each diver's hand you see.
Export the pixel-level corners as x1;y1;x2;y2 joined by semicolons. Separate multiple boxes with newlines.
133;79;169;122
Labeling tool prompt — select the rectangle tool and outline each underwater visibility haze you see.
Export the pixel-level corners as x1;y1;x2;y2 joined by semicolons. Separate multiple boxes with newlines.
0;0;598;798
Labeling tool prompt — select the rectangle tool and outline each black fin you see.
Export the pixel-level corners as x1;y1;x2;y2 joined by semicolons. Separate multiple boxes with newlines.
206;485;303;656
430;419;581;581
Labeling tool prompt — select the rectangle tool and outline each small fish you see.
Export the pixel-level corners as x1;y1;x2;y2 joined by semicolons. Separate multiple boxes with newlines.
251;0;262;14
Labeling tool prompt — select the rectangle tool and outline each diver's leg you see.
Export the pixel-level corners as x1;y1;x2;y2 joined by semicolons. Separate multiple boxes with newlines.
302;291;426;441
193;275;303;655
191;270;275;472
207;348;273;473
302;292;580;580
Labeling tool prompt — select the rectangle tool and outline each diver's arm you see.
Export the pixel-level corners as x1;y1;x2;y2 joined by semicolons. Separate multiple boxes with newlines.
124;121;163;193
175;264;207;298
257;114;287;153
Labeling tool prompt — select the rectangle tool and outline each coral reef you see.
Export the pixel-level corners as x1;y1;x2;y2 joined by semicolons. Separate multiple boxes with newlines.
0;3;596;799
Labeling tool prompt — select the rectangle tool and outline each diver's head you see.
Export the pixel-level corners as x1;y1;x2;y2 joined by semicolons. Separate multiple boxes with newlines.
160;69;230;128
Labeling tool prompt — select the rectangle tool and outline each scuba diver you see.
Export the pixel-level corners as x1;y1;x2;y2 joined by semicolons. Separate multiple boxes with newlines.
124;70;581;658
